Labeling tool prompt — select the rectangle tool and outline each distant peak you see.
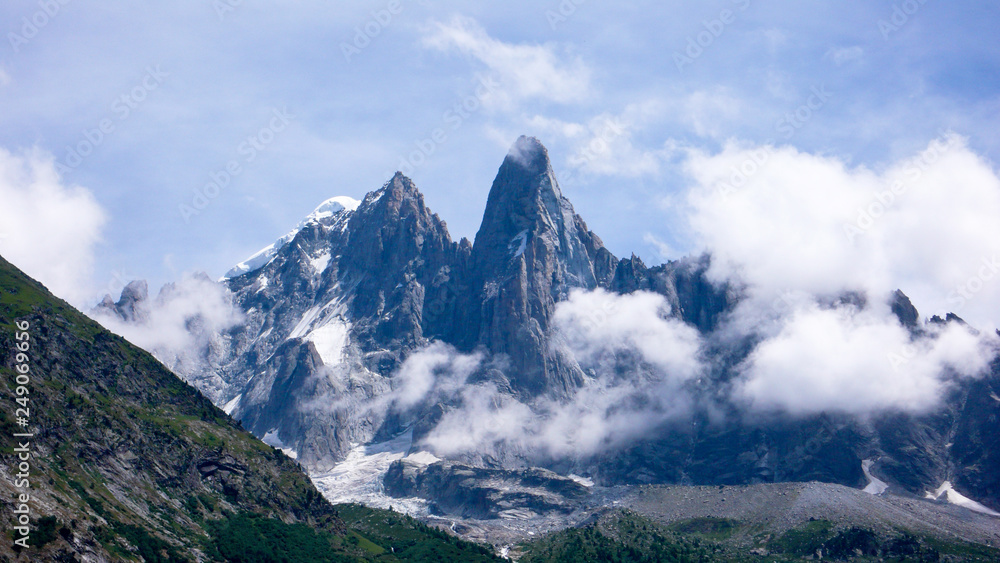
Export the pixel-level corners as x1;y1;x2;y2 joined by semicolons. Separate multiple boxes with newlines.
307;196;361;222
223;195;359;280
364;171;425;208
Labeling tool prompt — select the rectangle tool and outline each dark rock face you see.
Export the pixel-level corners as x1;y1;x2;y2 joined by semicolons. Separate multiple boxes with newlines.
339;173;468;351
384;458;589;519
951;363;1000;507
891;289;920;329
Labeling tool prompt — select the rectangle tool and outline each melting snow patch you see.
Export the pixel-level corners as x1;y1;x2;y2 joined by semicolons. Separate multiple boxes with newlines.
311;430;429;517
311;252;331;274
403;451;440;466
307;320;350;366
289;306;323;339
568;474;595;488
925;481;1000;517
861;460;888;495
510;230;528;258
262;429;298;460
222;394;242;415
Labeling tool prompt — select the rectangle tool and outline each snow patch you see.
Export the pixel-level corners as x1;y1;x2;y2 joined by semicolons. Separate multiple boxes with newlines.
925;481;1000;516
568;474;594;488
990;392;1000;403
289;306;323;339
510;230;528;258
223;394;242;415
262;429;298;459
311;430;430;516
222;196;359;280
307;319;350;366
861;459;888;495
307;196;360;222
255;276;269;293
311;252;331;274
403;451;440;466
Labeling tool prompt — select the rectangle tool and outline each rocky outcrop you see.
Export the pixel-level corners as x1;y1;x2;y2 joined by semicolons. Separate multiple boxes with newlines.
384;457;589;519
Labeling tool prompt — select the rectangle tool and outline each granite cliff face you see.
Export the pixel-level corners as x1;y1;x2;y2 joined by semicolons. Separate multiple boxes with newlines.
457;136;616;397
96;136;1000;516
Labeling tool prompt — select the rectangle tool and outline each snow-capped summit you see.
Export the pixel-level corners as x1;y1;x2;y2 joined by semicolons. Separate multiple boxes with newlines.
307;195;361;222
222;195;361;280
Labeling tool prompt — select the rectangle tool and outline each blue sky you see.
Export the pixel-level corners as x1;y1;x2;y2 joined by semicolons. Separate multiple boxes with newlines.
2;0;999;312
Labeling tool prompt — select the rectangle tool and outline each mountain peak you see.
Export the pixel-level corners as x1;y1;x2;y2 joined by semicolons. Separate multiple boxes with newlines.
505;135;550;175
475;137;563;250
463;136;611;395
223;195;358;280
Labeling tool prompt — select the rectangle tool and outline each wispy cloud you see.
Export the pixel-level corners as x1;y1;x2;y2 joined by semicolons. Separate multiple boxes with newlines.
825;46;864;66
422;15;591;109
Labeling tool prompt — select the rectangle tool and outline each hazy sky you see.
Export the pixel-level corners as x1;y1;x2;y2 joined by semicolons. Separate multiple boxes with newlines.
2;1;999;312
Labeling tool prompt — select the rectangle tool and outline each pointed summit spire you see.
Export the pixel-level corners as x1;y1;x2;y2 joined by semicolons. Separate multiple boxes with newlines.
462;136;614;396
473;136;566;258
503;135;551;176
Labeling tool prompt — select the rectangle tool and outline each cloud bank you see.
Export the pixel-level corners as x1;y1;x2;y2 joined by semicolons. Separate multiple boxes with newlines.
0;147;107;305
92;273;244;382
389;135;1000;460
683;133;1000;417
396;290;707;460
685;134;1000;329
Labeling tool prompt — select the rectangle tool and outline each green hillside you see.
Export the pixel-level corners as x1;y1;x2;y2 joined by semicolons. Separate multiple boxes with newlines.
0;255;498;562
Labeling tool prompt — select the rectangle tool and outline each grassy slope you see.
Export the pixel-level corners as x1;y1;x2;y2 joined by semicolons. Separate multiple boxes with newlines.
0;255;498;562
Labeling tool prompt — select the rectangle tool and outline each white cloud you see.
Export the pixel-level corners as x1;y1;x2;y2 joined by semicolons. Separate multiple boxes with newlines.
419;289;707;459
681;134;1000;416
391;342;482;411
92;273;244;377
552;289;703;379
683;89;744;140
737;303;996;415
526;102;672;179
685;134;1000;330
0;68;10;87
643;233;675;261
422;15;591;109
0;147;107;304
826;46;864;66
